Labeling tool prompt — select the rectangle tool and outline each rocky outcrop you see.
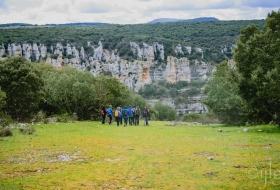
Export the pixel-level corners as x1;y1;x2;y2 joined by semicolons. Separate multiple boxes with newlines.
185;46;192;54
0;41;211;92
8;44;22;57
130;42;155;61
147;97;208;114
175;44;184;54
0;44;5;57
153;42;164;60
53;43;63;56
165;56;191;83
93;41;103;61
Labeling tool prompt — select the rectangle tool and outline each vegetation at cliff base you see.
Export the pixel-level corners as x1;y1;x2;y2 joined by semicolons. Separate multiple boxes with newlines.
0;57;151;121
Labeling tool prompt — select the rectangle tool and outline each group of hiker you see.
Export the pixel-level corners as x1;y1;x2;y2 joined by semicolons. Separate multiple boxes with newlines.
100;105;150;126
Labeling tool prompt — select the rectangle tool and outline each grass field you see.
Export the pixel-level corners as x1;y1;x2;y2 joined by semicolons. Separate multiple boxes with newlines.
0;121;280;189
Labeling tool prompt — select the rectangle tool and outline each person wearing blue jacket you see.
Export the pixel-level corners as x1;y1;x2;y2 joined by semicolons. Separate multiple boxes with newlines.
119;105;123;125
106;105;114;124
128;105;133;125
122;106;129;127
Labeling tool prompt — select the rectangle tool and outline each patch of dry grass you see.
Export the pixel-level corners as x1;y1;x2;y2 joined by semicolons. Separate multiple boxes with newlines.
0;121;280;189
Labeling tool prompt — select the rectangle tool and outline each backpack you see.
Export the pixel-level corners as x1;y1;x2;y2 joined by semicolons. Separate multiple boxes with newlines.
144;108;149;117
123;109;128;116
114;110;119;117
100;110;105;117
106;109;112;115
143;110;148;117
134;108;140;116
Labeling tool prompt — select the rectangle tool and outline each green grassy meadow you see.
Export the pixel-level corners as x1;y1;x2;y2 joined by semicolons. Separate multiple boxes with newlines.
1;121;280;189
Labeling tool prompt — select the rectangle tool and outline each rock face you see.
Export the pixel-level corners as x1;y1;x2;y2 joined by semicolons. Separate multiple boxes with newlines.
0;41;212;92
130;42;156;61
0;44;5;57
165;56;191;83
175;44;184;54
153;42;164;60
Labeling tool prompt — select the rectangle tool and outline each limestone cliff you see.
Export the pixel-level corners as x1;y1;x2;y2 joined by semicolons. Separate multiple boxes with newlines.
0;41;212;92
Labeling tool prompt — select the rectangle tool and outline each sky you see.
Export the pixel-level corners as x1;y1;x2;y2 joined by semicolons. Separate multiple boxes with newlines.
0;0;279;25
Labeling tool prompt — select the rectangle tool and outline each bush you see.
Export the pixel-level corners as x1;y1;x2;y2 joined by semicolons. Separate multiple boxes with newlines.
32;110;46;122
0;127;13;137
183;113;220;125
51;54;59;59
57;113;70;122
0;113;12;127
183;113;200;121
72;113;78;123
19;125;35;135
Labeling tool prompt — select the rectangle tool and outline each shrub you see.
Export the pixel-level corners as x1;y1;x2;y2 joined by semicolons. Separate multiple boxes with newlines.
0;113;12;127
19;125;35;135
57;113;70;123
0;127;13;137
72;113;78;123
183;113;220;125
32;110;46;122
43;118;49;124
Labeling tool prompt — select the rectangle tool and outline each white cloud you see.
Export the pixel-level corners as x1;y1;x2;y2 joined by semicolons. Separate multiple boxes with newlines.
6;0;43;10
0;0;279;24
41;1;72;13
75;0;112;13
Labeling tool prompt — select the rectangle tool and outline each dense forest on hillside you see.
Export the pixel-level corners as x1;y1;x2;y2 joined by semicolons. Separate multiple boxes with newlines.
0;20;265;64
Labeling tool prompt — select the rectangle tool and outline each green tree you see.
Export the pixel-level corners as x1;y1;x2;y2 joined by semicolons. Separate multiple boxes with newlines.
131;94;148;113
0;87;6;112
154;102;177;121
202;61;246;125
42;66;96;120
93;75;133;110
234;10;280;125
0;57;44;120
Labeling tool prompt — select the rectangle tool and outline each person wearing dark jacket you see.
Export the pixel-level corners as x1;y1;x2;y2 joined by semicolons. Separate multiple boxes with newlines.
143;106;150;126
134;105;141;126
100;107;106;124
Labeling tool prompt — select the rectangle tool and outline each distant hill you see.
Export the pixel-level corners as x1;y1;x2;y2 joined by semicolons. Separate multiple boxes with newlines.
0;23;33;27
0;22;109;28
44;22;110;27
148;17;219;24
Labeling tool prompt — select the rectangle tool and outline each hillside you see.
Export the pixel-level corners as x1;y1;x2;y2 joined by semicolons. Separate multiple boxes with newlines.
0;20;265;63
148;17;219;23
0;20;266;114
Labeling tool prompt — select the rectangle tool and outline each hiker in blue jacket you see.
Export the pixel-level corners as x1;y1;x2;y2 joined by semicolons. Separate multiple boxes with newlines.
106;105;114;124
128;105;133;125
122;106;129;127
119;105;123;125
